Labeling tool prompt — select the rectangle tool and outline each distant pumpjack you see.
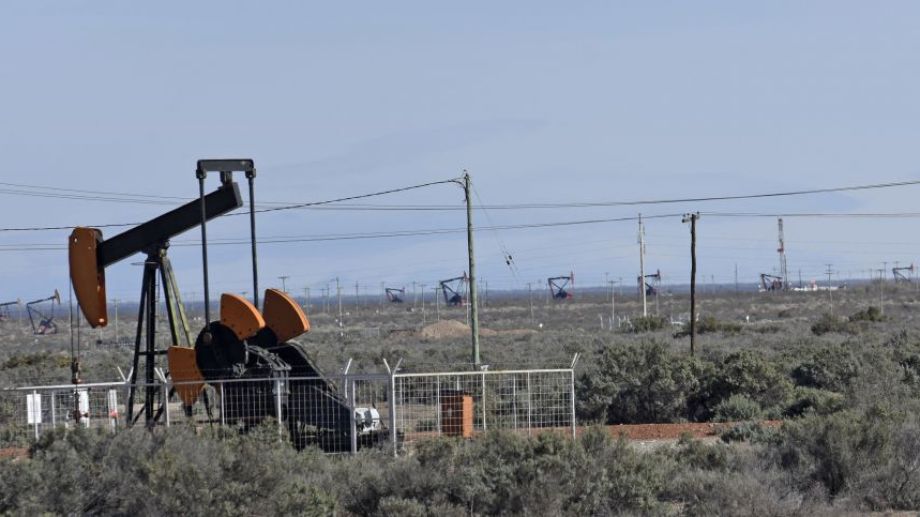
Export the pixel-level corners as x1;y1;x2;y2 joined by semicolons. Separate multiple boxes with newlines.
637;269;661;296
385;287;405;303
26;290;60;335
547;272;574;300
893;264;915;283
0;299;21;321
439;273;468;306
759;273;784;292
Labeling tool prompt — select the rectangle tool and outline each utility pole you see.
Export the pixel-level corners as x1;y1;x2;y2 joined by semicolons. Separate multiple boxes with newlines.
433;286;441;321
825;264;834;308
278;275;289;293
420;284;426;324
609;281;616;330
336;277;343;323
112;299;119;345
355;281;360;308
638;214;647;317
527;282;534;324
877;268;885;313
412;281;418;308
463;171;481;365
682;212;700;356
777;218;788;290
734;263;739;294
303;287;310;312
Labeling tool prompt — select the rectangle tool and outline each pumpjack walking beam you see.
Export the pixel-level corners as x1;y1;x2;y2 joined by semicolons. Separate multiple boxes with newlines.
70;166;244;424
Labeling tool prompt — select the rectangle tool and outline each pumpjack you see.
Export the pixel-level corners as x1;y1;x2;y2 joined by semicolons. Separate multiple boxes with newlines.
638;270;661;296
69;159;383;451
760;273;784;292
440;274;468;306
0;299;20;321
26;290;60;335
547;272;574;300
893;264;915;283
385;287;405;303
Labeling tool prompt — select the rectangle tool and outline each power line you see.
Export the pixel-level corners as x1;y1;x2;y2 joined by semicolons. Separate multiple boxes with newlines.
0;178;462;232
0;213;683;251
2;177;919;214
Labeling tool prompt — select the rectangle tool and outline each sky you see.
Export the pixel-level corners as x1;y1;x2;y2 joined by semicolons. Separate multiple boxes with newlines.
3;1;920;304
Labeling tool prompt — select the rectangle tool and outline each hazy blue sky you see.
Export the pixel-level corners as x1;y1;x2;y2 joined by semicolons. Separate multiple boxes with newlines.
3;1;920;303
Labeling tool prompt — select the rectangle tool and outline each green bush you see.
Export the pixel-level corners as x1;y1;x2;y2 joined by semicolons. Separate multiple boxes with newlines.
783;387;846;417
674;316;742;337
712;394;762;422
626;315;669;333
811;313;859;335
849;306;885;322
704;351;794;419
577;341;704;424
791;346;860;392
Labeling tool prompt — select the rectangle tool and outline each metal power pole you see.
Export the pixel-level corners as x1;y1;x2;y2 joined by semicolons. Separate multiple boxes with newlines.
609;281;616;330
336;277;343;322
463;172;481;365
682;213;700;356
638;214;647;317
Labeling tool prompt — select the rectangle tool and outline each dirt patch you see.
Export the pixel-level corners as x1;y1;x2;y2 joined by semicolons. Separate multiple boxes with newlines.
0;447;28;460
598;420;782;440
420;320;498;339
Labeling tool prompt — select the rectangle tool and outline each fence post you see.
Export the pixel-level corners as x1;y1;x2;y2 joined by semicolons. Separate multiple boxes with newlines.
389;371;398;457
50;390;57;427
435;376;441;435
481;372;487;431
32;389;39;440
570;369;577;439
349;379;358;454
163;383;171;427
526;372;532;436
274;379;283;438
219;382;226;426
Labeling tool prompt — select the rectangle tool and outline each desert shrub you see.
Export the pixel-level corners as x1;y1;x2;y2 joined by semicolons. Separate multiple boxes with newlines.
791;345;860;392
772;407;920;509
625;315;669;333
849;306;885;322
783;387;846;417
719;421;777;444
712;394;762;422
577;341;703;424
704;351;794;419
674;316;742;337
811;314;859;335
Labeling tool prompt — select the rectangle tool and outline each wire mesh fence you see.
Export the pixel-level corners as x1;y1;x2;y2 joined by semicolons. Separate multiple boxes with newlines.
392;369;575;447
0;365;575;454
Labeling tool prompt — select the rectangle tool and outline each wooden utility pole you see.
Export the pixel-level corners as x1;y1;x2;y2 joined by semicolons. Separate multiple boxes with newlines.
608;281;616;330
682;212;700;356
638;214;647;317
527;282;534;324
278;275;289;293
463;172;481;365
433;286;441;321
336;277;342;322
